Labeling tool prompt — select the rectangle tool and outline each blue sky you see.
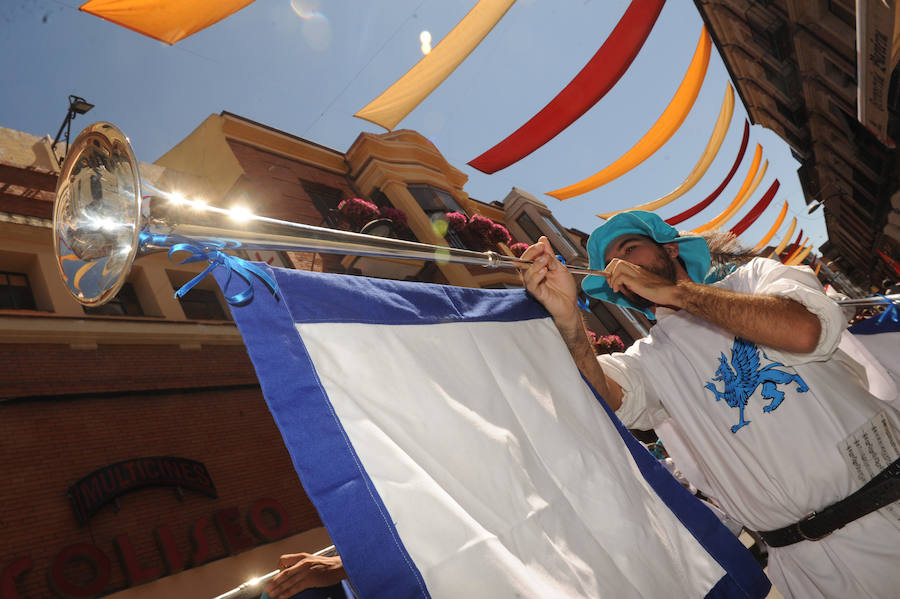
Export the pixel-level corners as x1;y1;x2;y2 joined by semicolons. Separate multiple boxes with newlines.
1;0;827;251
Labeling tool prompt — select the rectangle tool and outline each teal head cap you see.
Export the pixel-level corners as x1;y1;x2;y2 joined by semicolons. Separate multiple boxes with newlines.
581;211;711;319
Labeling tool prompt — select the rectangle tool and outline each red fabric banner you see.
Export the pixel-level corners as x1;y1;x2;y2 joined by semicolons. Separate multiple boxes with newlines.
729;179;780;237
782;229;804;259
877;250;900;276
467;0;665;174
666;120;749;225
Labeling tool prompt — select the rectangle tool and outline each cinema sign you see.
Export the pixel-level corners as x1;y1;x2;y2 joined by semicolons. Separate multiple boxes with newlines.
0;458;293;599
68;457;217;524
856;0;899;146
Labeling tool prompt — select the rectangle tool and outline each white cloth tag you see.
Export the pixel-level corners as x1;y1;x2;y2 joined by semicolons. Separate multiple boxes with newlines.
837;411;900;521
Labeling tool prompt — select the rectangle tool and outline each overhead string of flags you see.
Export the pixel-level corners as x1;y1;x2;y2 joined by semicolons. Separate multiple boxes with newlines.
78;0;841;268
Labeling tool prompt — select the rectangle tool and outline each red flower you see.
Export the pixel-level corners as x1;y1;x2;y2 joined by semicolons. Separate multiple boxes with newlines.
466;214;495;238
488;222;512;245
379;205;409;229
509;242;530;257
444;211;468;233
338;198;380;229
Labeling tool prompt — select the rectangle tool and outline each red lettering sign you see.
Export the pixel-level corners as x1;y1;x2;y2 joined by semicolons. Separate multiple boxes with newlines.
114;534;160;585
214;507;256;554
48;544;110;599
154;525;185;574
247;498;291;541
0;556;31;599
190;516;214;566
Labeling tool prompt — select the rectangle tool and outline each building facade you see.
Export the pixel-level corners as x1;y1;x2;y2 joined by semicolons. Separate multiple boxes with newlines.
695;0;900;288
1;114;647;599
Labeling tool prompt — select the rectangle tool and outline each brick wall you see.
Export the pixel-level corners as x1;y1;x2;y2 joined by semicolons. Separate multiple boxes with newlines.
0;344;258;400
225;139;357;225
0;346;322;598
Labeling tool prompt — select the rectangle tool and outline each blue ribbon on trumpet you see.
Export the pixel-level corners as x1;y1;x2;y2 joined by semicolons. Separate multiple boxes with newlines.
167;242;279;306
874;294;899;326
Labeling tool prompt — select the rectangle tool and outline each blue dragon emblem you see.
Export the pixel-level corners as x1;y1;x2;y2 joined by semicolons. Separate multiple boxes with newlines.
704;337;809;433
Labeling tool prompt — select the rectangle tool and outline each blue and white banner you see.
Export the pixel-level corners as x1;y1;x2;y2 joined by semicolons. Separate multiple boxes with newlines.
218;266;769;599
847;310;900;404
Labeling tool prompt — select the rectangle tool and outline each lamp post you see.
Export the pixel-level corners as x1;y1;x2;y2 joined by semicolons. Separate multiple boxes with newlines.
50;95;94;164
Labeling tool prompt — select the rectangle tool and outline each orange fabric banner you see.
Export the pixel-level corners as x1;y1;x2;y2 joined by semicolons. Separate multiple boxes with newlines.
547;27;711;200
767;217;797;258
750;200;788;252
692;144;762;233
79;0;254;45
597;84;734;219
786;243;813;266
784;239;810;265
355;0;516;130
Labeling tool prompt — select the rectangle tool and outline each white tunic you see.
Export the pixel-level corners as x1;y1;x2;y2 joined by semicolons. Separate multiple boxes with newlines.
598;258;900;599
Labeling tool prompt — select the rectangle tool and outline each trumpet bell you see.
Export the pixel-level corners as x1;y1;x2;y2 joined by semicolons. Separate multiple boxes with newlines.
53;122;142;306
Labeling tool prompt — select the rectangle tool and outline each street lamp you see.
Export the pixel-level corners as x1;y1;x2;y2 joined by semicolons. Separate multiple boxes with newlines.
51;95;94;164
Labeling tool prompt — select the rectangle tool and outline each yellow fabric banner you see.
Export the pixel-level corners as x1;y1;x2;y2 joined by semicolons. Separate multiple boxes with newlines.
691;145;762;233
786;243;813;266
355;0;516;130
79;0;254;45
547;27;711;200
784;240;810;266
767;217;797;258
597;84;734;219
694;159;767;233
750;200;788;252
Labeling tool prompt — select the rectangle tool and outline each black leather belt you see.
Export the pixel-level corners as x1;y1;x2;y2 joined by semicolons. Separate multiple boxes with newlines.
757;456;900;547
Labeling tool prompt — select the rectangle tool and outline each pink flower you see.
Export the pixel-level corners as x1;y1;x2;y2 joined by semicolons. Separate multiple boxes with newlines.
488;222;512;245
466;214;495;238
338;197;380;228
379;205;408;229
509;242;530;257
444;211;468;233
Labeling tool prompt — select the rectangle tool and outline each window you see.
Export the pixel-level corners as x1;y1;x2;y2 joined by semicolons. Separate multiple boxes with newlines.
775;99;806;129
517;211;580;255
407;184;465;215
543;217;580;255
761;62;797;97
301;180;344;226
852;167;880;197
179;288;229;321
516;212;544;242
83;282;143;316
748;22;789;61
823;57;855;88
827;0;855;28
0;271;36;310
407;184;469;249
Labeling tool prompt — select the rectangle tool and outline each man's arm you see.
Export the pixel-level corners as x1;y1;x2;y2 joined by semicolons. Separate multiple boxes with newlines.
521;238;624;410
263;552;345;599
603;258;822;354
673;280;821;353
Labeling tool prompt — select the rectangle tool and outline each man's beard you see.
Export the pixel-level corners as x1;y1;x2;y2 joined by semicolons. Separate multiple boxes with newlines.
620;246;677;309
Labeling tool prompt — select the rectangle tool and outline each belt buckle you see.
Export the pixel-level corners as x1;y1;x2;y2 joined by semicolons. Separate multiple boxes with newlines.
794;511;832;542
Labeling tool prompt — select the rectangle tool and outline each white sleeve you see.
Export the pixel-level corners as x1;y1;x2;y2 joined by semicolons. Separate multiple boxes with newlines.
597;348;669;430
727;257;847;364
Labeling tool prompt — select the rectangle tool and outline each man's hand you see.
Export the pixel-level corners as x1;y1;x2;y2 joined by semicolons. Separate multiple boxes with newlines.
263;552;345;599
603;258;682;308
520;237;580;328
520;237;624;409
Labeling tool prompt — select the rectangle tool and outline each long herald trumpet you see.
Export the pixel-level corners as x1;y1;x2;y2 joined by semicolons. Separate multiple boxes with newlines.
53;122;606;306
211;544;339;599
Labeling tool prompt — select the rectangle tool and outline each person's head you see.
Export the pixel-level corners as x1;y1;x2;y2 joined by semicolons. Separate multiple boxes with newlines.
582;211;711;318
